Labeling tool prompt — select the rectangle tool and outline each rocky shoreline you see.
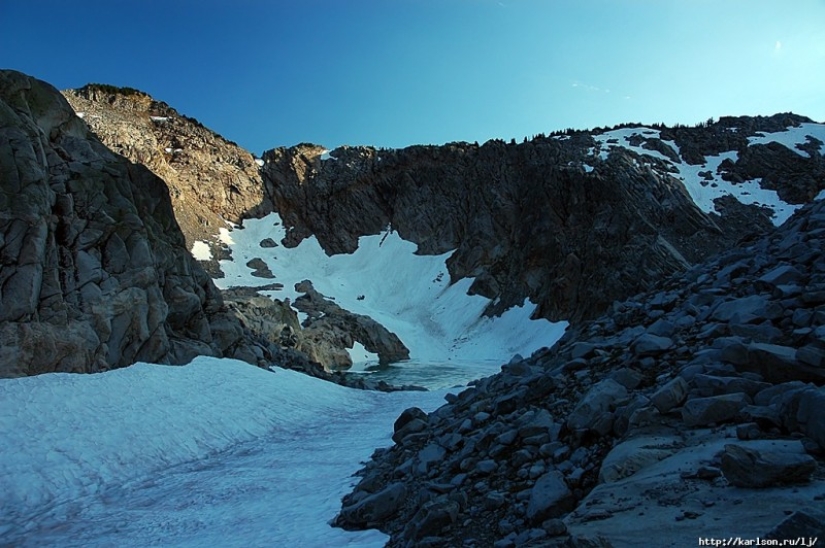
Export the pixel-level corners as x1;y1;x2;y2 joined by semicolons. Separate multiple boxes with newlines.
335;199;825;546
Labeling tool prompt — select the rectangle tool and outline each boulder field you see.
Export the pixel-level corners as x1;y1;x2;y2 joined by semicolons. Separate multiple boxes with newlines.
335;198;825;546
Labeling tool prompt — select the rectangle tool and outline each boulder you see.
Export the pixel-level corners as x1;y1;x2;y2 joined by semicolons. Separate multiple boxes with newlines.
681;392;750;427
631;334;674;356
764;511;825;540
649;376;689;413
526;471;574;523
567;379;629;431
796;388;825;450
404;497;460;540
598;436;677;483
337;482;407;527
720;444;816;487
711;295;772;323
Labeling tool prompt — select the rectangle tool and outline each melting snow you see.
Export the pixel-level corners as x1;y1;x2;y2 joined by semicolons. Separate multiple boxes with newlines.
347;341;380;370
190;240;213;261
747;123;825;158
216;213;567;366
0;358;448;546
589;125;821;226
218;227;235;246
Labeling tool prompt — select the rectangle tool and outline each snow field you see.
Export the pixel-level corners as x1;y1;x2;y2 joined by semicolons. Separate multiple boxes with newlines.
215;213;568;367
0;357;449;546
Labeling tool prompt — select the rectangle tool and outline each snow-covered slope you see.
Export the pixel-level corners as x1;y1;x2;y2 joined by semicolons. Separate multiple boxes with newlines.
590;122;825;225
0;357;448;546
211;213;568;368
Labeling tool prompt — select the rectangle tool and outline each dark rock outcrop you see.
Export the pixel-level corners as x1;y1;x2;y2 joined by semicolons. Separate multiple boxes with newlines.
0;70;260;376
260;115;823;324
292;280;410;369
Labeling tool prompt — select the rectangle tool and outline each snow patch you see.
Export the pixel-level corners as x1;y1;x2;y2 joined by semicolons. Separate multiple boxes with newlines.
670;151;800;226
347;341;380;371
320;149;336;161
190;240;213;261
149;116;169;123
255;158;264;167
747;123;825;158
590;126;808;227
218;227;235;246
592;128;679;164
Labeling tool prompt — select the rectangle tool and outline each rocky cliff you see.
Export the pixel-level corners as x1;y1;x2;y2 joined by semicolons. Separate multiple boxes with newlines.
0;70;266;376
61;84;268;276
335;196;825;547
60;84;824;330
261;115;824;323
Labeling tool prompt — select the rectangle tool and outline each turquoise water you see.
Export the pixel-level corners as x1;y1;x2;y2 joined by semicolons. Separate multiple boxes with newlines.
346;358;506;391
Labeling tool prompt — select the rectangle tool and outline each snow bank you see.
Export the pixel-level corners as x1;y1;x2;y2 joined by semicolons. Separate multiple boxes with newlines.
747;122;825;158
0;357;449;545
190;240;212;261
215;213;568;365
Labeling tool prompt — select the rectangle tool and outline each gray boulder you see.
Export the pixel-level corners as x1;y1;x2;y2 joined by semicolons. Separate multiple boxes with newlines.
567;379;629;431
526;471;574;523
681;392;750;427
632;333;674;356
338;482;407;527
720;444;816;487
649;376;689;413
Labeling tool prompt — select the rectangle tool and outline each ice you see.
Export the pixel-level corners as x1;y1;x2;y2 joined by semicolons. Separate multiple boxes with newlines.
0;357;449;546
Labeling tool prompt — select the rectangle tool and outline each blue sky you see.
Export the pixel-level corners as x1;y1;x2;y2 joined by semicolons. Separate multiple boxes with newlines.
2;1;823;153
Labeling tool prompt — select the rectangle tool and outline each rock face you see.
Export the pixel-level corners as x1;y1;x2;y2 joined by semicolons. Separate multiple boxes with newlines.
61;84;268;275
292;280;409;369
61;87;825;355
0;70;259;376
260;115;823;323
335;198;825;547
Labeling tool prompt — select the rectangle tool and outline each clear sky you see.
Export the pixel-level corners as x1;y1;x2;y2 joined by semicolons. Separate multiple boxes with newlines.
2;1;823;154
